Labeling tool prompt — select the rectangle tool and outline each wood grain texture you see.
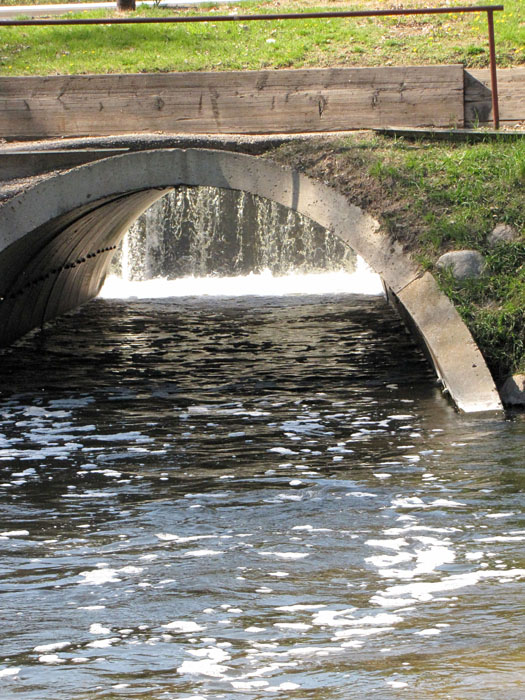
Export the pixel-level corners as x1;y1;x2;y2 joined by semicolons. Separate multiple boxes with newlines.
0;66;464;139
465;68;525;125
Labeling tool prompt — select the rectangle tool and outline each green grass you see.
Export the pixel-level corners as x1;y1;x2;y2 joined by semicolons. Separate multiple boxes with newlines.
368;137;525;380
272;133;525;382
0;0;523;75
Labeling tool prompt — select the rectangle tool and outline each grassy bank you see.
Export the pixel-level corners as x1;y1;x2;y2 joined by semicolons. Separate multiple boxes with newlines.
271;133;525;383
0;0;523;75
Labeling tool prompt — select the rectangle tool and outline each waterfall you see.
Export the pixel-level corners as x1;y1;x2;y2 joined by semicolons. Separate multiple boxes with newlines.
110;187;356;281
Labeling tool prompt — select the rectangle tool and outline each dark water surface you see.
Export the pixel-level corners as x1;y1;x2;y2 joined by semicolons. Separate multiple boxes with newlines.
0;293;523;699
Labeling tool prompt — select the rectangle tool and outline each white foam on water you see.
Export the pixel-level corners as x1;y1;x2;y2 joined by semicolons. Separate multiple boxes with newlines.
391;497;426;509
366;538;409;551
416;628;441;636
188;647;231;665
38;654;65;664
119;566;143;574
184;549;225;557
86;637;120;649
346;492;378;498
371;539;456;580
34;641;71;652
91;431;153;443
311;609;355;627
12;468;36;477
0;667;20;678
366;552;414;569
259;551;309;560
384;526;461;535
99;265;383;299
384;568;525;603
177;658;230;678
79;568;121;585
387;680;409;689
89;624;111;635
268;447;298;455
291;525;332;533
369;595;415;608
163;621;205;633
156;533;217;542
429;498;466;508
333;627;394;639
63;490;117;500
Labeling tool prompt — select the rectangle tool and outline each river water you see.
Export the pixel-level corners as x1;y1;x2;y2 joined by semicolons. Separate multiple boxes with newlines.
0;270;523;700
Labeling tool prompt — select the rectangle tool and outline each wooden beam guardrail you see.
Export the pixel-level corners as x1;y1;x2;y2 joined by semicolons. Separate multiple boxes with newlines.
0;5;505;129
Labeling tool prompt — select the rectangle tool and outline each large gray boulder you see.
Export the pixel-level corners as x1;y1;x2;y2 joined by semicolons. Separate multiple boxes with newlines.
488;223;520;247
436;250;485;280
500;374;525;407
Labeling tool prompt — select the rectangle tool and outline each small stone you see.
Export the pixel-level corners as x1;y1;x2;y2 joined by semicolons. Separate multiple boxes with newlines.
488;223;520;247
436;250;485;280
500;374;525;406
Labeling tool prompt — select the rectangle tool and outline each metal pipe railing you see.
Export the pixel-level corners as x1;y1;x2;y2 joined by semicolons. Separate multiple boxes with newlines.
0;4;505;128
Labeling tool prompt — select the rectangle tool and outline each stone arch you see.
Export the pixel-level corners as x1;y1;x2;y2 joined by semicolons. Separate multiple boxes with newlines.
0;148;502;413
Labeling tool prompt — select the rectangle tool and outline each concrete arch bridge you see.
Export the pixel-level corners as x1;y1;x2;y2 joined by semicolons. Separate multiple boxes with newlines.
0;145;502;413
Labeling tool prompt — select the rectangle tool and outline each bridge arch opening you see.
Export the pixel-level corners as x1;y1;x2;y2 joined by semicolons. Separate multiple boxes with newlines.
0;148;501;413
105;183;363;286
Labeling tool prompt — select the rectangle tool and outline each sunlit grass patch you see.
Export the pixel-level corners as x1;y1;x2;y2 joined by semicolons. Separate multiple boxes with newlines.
0;0;523;75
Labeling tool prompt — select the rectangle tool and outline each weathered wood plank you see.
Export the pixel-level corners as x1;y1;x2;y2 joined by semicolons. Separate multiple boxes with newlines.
465;68;525;125
0;65;464;139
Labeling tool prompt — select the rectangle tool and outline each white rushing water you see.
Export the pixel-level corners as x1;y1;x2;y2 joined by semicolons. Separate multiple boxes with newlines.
100;259;384;299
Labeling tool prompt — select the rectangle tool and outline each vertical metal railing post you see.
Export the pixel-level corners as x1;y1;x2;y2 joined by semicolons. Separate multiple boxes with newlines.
486;9;500;129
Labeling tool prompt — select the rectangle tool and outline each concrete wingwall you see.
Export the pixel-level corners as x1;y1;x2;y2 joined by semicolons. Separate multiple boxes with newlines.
0;148;502;413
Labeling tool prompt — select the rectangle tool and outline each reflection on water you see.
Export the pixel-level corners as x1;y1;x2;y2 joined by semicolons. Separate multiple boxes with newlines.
0;278;523;699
